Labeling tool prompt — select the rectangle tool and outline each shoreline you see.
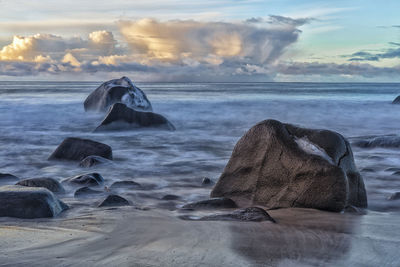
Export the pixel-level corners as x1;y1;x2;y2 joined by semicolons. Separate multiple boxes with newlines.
0;207;398;266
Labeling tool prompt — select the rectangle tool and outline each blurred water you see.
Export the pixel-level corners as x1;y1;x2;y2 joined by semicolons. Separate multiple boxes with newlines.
1;81;400;211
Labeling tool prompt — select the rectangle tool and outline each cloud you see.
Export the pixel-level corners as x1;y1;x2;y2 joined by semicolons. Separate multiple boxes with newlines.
88;30;117;54
118;18;306;65
0;17;398;81
346;46;400;62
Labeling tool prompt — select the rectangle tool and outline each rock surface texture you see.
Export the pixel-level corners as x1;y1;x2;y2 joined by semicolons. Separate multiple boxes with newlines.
211;119;367;212
84;76;152;112
95;103;175;131
49;137;112;161
0;185;68;218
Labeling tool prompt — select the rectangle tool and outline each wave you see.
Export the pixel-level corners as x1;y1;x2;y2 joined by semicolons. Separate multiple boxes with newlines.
353;135;400;148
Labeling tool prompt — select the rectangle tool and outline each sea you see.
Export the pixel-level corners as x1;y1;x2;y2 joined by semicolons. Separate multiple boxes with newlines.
1;81;400;212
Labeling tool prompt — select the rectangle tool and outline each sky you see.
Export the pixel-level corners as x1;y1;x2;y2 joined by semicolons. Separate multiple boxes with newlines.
0;0;399;82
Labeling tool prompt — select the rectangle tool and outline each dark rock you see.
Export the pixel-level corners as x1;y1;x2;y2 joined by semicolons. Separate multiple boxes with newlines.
392;95;400;104
62;173;104;187
84;76;152;112
16;178;65;194
181;207;276;222
94;103;175;132
388;192;400;200
211;119;368;212
79;155;111;168
161;194;180;201
49;137;112;161
181;197;237;210
110;180;141;190
0;185;68;218
74;187;104;198
0;173;19;184
201;177;213;185
98;194;130;207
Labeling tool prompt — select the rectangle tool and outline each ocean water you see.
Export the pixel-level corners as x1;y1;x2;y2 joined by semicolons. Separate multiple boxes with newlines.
1;81;400;212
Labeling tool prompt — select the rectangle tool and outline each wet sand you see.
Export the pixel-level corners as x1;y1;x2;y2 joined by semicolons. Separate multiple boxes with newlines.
0;207;398;266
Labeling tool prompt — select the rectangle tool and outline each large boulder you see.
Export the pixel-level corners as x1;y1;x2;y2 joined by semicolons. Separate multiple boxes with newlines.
0;185;68;218
49;137;112;161
84;76;152;112
16;178;65;194
94;103;175;132
211;120;367;212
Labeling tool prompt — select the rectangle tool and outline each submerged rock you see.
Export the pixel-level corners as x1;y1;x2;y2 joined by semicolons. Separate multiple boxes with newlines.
180;207;275;222
161;194;180;201
110;180;141;190
94;103;175;132
0;185;68;218
181;197;237;210
79;155;111;168
388;192;400;200
211;119;368;212
392;96;400;104
0;173;19;184
49;137;112;161
98;194;130;207
17;178;65;194
63;173;104;187
84;76;152;112
74;187;104;198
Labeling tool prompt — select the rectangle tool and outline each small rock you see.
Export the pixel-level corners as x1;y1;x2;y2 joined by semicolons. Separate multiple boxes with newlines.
74;187;104;198
49;137;112;161
181;197;237;210
161;194;180;201
17;178;65;194
110;180;141;190
388;192;400;200
98;194;130;207
79;155;111;168
392;95;400;104
180;207;275;222
0;185;68;218
63;173;104;187
0;173;19;184
201;177;213;185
